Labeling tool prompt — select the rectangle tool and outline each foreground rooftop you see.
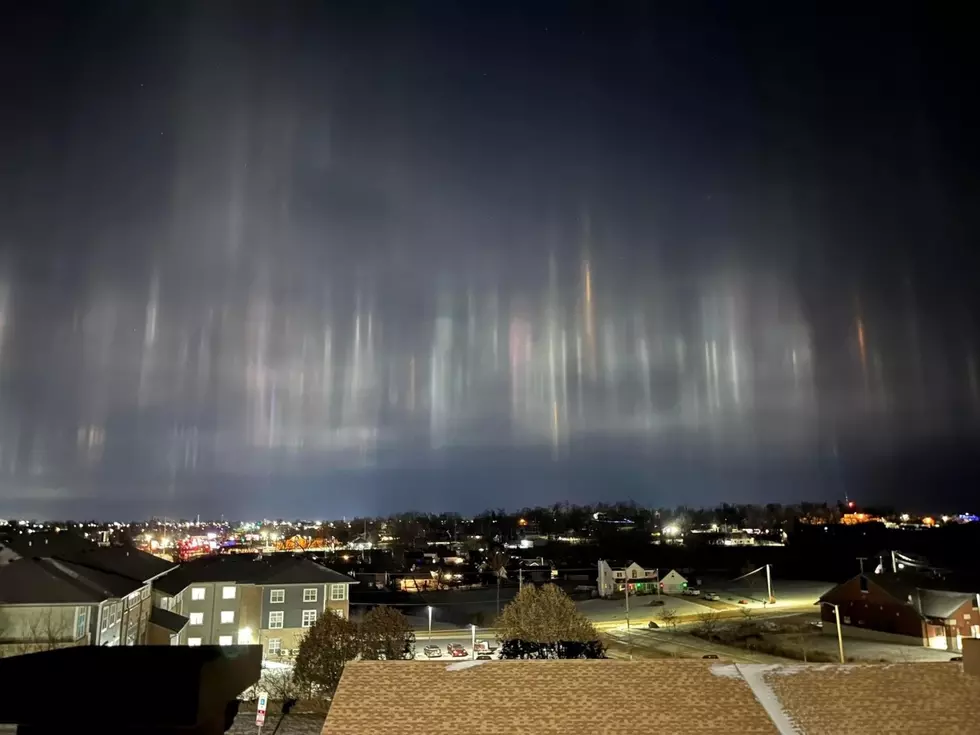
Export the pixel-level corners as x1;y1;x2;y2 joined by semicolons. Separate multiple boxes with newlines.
323;659;980;735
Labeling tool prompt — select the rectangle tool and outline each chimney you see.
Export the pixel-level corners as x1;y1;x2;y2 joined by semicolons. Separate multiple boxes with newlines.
963;638;980;677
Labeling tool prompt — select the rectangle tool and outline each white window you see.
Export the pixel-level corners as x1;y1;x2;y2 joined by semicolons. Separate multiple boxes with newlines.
302;610;317;628
268;611;284;629
220;610;235;624
189;612;203;626
303;588;318;603
267;638;281;655
191;587;206;601
330;584;347;601
218;635;233;646
187;637;202;647
222;586;236;600
270;589;285;604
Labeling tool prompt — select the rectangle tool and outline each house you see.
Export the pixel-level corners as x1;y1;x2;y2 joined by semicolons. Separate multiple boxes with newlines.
321;657;980;734
597;560;658;597
154;553;356;658
0;532;178;655
393;568;440;592
659;568;689;594
818;572;979;651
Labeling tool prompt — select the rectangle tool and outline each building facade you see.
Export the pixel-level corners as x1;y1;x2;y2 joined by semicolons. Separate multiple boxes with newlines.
819;573;979;652
157;554;355;658
598;561;659;597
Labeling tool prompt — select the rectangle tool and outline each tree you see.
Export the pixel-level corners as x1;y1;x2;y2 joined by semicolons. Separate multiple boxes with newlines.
360;606;415;660
293;612;361;706
496;584;599;645
694;611;722;638
658;607;679;631
486;549;509;615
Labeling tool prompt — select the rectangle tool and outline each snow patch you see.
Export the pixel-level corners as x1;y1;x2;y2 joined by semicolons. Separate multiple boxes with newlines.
709;664;741;679
445;660;488;671
736;665;800;735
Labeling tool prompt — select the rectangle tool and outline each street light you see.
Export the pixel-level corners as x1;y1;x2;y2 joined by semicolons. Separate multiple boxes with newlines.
427;606;433;642
820;601;845;663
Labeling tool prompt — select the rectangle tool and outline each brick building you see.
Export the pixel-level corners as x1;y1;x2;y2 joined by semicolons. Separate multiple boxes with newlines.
819;573;979;651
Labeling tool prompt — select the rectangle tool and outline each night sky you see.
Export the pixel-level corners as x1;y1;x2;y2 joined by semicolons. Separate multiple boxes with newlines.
1;2;978;519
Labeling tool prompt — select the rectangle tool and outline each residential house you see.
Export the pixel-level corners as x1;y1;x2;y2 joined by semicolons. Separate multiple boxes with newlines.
0;532;178;655
818;572;979;651
394;568;440;592
659;569;688;594
155;554;356;658
597;560;658;598
321;657;980;734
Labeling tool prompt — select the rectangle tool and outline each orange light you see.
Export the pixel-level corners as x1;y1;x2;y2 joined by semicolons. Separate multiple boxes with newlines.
848;501;855;508
922;517;935;526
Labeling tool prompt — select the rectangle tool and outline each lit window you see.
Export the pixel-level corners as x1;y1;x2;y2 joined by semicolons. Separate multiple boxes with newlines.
220;610;235;624
218;635;233;646
330;584;347;601
268;611;284;630
267;638;281;655
270;589;285;604
301;610;317;628
191;588;206;601
188;637;202;647
303;588;318;603
332;608;346;618
189;612;203;626
222;586;236;600
631;569;637;578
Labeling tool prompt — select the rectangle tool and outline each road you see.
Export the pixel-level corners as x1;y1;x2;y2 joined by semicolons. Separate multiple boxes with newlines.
603;625;793;663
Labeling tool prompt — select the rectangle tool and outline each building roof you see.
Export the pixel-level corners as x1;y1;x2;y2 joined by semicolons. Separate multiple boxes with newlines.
824;574;976;620
322;661;980;735
155;553;357;595
0;556;141;604
149;606;189;634
0;532;174;584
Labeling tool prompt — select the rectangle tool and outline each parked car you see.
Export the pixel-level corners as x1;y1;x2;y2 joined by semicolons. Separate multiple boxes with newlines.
423;645;443;658
685;588;701;596
450;647;469;658
703;593;720;601
476;653;493;660
447;643;465;654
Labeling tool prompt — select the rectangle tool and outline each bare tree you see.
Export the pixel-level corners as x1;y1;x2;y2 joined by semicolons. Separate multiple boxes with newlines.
12;608;74;655
658;607;679;632
694;612;722;638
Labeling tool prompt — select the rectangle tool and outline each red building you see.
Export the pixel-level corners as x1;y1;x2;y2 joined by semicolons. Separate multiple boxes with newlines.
819;573;979;652
820;574;980;651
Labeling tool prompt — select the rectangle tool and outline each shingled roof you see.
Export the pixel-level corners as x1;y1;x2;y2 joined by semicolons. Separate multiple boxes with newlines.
322;660;980;735
155;553;356;595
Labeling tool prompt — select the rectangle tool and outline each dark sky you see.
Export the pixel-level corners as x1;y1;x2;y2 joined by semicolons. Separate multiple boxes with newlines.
1;1;978;519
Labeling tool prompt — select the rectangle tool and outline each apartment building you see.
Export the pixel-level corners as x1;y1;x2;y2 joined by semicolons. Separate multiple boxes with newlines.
155;554;356;658
0;532;178;655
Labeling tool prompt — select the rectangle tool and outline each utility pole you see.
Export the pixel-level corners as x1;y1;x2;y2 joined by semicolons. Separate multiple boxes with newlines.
765;564;775;604
518;567;523;592
625;578;632;660
821;602;845;664
891;550;897;574
857;557;867;574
